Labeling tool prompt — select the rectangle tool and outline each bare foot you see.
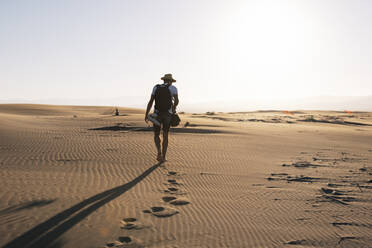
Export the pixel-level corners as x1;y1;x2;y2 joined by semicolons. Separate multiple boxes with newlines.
157;153;162;162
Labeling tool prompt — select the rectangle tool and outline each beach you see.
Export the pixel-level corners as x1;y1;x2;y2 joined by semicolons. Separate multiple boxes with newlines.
1;104;372;248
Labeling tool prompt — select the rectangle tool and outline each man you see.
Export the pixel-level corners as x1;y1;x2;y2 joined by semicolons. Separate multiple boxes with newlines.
145;73;179;162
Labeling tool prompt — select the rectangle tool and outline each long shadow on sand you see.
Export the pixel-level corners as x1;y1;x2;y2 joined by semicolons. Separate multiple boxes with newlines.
89;125;227;134
3;162;162;248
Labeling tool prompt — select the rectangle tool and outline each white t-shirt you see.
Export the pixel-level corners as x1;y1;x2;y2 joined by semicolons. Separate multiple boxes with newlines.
151;83;178;113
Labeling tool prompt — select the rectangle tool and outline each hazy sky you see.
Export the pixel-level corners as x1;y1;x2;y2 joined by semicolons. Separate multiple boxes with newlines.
1;0;371;109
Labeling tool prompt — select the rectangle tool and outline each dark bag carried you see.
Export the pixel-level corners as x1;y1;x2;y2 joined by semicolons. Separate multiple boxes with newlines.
154;84;172;113
170;113;181;127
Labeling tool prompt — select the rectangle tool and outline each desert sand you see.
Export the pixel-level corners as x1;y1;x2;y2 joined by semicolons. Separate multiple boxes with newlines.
0;104;371;248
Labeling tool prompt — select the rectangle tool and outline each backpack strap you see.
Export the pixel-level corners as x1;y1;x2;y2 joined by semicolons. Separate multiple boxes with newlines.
154;84;160;94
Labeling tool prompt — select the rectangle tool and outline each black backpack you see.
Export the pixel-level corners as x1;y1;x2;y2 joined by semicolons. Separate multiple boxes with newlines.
154;84;172;113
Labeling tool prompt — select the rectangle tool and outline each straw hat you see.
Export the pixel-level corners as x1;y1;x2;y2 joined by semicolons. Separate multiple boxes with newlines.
161;73;176;82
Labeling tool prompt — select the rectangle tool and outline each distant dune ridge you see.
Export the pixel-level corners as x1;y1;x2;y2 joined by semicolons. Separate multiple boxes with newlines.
1;104;372;248
1;95;372;113
0;104;144;116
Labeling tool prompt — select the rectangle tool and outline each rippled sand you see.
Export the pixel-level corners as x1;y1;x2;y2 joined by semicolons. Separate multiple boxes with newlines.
1;104;372;248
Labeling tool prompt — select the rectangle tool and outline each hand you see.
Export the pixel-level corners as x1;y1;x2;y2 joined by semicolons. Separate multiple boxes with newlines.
145;115;149;123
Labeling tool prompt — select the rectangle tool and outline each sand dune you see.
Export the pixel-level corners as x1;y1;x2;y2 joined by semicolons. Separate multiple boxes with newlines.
0;104;144;116
1;104;372;248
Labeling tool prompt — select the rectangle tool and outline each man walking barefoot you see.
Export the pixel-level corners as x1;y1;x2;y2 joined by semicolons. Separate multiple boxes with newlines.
145;74;179;162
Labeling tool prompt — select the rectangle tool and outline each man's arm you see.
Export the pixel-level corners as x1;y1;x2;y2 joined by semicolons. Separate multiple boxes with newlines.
145;95;155;123
172;94;179;113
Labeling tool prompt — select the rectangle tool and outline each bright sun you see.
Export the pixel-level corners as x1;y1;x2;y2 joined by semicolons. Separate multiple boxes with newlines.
220;1;323;100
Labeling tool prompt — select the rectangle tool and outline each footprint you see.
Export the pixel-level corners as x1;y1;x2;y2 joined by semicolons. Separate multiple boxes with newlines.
162;196;177;202
106;241;124;247
162;195;190;205
168;197;190;206
123;218;137;222
163;187;187;195
167;179;182;186
285;239;306;245
120;218;148;230
338;236;357;244
331;222;358;227
144;206;179;218
296;217;311;221
167;187;178;192
121;236;144;248
167;171;183;177
105;236;144;248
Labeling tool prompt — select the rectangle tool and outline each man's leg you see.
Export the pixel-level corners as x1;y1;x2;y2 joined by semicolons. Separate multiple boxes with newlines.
161;113;172;161
162;131;169;161
154;126;162;161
